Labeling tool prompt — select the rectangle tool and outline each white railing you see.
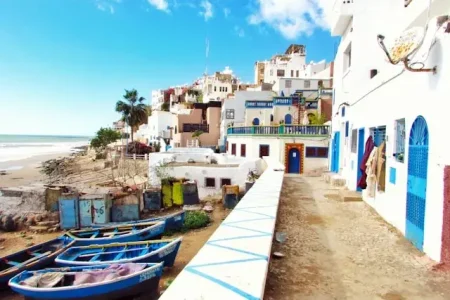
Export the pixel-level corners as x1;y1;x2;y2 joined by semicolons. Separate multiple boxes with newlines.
160;159;285;300
124;154;150;160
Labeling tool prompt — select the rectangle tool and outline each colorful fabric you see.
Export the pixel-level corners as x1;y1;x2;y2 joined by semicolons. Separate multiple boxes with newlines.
74;263;146;286
357;135;375;190
21;272;64;288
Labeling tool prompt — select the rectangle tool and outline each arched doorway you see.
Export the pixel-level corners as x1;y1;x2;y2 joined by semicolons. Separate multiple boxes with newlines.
285;114;292;125
288;148;300;173
252;118;260;126
405;116;429;251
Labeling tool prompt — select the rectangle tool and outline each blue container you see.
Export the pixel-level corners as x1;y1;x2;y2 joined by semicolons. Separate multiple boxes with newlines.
143;190;162;211
58;192;80;230
223;194;239;209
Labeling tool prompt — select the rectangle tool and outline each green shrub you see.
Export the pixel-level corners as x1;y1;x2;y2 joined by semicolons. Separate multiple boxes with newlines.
184;211;210;230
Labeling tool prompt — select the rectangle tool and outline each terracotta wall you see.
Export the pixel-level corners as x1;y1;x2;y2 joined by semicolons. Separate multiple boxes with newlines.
321;99;332;121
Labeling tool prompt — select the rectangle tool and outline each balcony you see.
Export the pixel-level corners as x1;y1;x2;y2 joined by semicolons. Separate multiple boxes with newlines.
182;123;209;133
330;0;354;36
227;125;330;137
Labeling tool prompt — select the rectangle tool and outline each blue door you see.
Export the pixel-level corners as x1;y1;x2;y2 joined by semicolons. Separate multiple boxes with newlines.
252;118;260;126
285;114;292;125
405;116;429;251
356;128;365;191
288;148;300;174
331;132;341;173
59;198;79;230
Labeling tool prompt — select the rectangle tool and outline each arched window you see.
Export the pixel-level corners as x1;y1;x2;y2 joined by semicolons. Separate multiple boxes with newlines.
285;114;292;125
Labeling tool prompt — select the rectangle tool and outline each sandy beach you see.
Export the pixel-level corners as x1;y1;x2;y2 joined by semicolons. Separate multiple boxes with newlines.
0;152;72;188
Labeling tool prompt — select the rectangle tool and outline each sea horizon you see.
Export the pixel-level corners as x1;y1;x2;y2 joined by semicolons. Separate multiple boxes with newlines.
0;134;91;165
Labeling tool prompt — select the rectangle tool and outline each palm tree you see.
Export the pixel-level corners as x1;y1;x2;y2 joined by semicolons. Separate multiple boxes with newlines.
116;89;148;142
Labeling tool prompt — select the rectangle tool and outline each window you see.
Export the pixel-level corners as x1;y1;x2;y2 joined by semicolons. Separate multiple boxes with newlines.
291;70;294;77
370;126;387;147
344;43;352;71
341;106;346;117
305;147;329;158
304;80;310;88
205;177;216;188
277;69;285;77
296;70;299;77
214;86;217;92
225;87;228;92
259;145;270;158
394;118;406;162
351;129;357;153
174;125;177;134
231;143;236;155
270;70;273;76
220;178;232;186
241;144;246;157
285;80;292;88
345;121;349;137
226;141;229;152
226;109;235;119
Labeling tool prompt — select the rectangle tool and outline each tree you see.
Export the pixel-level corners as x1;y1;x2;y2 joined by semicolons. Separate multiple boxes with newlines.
310;112;327;125
192;130;204;147
116;89;148;141
90;127;121;152
161;102;170;112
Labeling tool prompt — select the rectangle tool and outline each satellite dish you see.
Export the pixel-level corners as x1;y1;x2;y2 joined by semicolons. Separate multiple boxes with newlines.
382;27;425;65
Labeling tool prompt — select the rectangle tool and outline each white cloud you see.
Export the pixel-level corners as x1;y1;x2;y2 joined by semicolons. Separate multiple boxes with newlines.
147;0;170;12
96;1;115;14
248;0;332;40
234;26;245;38
199;0;213;21
223;8;230;18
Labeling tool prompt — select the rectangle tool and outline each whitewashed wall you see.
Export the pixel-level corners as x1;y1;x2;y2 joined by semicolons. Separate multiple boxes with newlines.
330;0;450;261
226;136;329;172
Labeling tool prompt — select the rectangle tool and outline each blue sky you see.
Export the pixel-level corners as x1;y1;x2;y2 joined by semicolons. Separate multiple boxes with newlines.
0;0;338;136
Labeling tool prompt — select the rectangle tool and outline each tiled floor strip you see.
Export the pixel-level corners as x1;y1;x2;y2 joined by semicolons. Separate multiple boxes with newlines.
160;161;285;300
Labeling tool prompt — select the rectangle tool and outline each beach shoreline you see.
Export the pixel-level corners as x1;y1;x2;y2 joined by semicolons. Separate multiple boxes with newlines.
0;152;73;188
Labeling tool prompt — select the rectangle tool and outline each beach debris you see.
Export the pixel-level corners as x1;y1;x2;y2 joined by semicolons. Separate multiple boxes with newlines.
183;204;202;211
203;205;214;213
25;242;34;247
275;232;287;244
0;170;7;176
272;252;285;259
0;215;16;232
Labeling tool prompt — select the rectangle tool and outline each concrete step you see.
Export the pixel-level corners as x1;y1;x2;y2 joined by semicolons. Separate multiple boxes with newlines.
339;190;363;202
331;176;346;187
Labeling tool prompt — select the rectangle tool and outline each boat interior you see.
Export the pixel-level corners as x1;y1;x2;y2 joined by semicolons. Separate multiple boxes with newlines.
68;223;158;239
61;240;173;262
0;240;65;273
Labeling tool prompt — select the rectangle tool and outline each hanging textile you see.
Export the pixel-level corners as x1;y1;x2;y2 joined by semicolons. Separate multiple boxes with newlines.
377;141;387;191
366;147;378;198
357;135;375;190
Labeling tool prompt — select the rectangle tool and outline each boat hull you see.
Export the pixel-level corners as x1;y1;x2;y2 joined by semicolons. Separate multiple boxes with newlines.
55;238;182;268
91;211;185;231
0;237;74;290
9;263;163;300
67;222;165;246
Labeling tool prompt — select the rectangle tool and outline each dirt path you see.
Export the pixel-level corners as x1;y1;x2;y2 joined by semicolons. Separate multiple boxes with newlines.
0;206;229;300
265;176;450;300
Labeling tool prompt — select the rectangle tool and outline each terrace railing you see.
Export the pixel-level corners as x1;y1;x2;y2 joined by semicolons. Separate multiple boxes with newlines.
227;125;330;136
182;123;210;133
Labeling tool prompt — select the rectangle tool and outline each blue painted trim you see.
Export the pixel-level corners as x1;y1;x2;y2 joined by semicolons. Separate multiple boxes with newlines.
232;209;275;219
209;234;270;243
206;243;269;260
185;267;260;300
223;217;273;225
221;223;273;235
234;205;277;209
389;167;396;184
189;258;264;269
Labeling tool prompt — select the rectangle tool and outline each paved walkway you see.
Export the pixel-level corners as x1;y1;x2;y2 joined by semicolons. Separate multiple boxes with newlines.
265;176;450;300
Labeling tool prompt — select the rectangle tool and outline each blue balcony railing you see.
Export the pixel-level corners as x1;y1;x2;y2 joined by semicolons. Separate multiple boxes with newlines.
227;125;329;136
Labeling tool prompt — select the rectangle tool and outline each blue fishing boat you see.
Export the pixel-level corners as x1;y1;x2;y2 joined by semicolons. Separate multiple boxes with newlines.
8;262;163;300
55;237;182;268
91;211;185;231
65;221;165;246
0;237;75;290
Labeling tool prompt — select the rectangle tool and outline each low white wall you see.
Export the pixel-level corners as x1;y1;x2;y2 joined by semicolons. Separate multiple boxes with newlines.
160;158;285;300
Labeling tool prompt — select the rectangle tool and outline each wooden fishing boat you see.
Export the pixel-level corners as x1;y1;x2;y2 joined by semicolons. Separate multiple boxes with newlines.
91;211;185;231
65;221;165;246
55;237;182;268
8;262;163;300
0;237;75;290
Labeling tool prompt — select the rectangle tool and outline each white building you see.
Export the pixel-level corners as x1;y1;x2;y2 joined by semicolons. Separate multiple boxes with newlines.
329;0;450;262
147;111;173;151
202;67;237;103
219;91;274;150
151;90;165;110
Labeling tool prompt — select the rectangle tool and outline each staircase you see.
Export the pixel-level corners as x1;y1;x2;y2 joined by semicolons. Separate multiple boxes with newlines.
292;93;306;125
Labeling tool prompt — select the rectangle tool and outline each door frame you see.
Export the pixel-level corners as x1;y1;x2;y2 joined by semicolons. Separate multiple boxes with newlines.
356;128;365;191
284;143;304;174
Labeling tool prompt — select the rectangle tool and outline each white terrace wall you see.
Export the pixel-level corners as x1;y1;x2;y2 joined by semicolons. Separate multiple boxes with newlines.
160;158;285;300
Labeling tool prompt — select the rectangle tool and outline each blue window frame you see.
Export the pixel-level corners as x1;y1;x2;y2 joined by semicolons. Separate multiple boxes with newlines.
341;106;346;117
370;126;386;147
305;147;329;158
394;118;405;163
345;121;349;137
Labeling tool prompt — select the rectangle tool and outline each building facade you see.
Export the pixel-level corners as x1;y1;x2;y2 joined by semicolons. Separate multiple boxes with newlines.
329;0;450;262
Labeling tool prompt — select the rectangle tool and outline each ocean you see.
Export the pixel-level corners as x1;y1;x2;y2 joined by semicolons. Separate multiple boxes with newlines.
0;134;91;165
